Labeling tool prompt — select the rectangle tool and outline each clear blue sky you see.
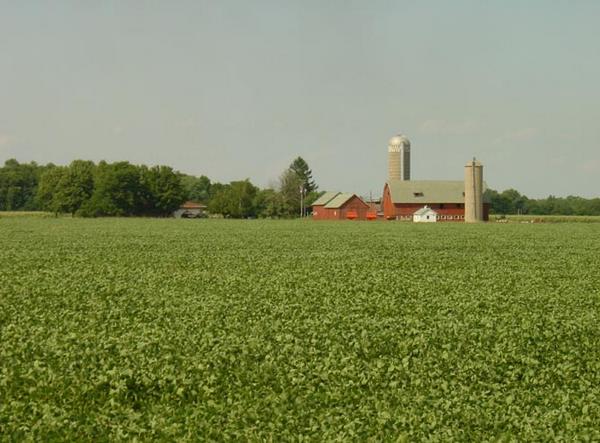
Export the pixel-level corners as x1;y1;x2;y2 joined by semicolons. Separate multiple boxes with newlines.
1;1;599;198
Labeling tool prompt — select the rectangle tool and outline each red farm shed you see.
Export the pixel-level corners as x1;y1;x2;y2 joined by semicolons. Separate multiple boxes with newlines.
312;192;370;220
382;180;490;221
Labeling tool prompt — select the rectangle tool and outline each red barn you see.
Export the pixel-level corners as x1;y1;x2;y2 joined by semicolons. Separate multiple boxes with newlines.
383;180;490;221
312;192;369;220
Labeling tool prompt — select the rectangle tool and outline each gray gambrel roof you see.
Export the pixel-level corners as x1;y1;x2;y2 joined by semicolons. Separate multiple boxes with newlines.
312;191;340;206
386;180;491;204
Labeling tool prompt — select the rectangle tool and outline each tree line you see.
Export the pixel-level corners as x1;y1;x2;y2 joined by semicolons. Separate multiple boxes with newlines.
181;157;319;218
0;157;320;218
2;157;599;217
484;188;600;216
0;159;187;217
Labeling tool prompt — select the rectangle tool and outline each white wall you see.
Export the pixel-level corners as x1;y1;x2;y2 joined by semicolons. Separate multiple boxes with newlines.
413;211;437;223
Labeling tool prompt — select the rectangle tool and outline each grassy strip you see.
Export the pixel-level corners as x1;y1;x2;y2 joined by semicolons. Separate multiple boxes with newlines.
0;211;57;218
498;215;600;223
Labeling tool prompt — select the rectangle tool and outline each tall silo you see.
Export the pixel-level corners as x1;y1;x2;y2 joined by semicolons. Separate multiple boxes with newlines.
464;158;484;222
388;134;411;181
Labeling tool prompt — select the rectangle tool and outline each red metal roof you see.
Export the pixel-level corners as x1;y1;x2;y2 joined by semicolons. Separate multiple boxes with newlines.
180;201;206;209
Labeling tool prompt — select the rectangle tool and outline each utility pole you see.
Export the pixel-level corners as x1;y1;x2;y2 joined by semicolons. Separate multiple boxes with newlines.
299;184;304;218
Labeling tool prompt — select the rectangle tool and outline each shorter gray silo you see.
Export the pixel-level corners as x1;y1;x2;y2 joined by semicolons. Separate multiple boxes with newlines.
464;158;484;223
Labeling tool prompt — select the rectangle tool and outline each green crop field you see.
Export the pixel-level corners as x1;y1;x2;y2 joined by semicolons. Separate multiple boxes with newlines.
1;218;599;441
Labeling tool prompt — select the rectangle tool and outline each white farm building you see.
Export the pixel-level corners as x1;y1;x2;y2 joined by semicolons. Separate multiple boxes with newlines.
413;206;438;223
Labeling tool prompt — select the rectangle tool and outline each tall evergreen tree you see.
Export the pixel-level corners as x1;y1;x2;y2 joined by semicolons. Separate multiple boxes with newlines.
289;157;317;193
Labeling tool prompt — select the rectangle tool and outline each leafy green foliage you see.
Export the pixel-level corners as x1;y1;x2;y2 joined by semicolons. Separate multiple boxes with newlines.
139;165;188;216
486;188;600;216
279;168;304;217
1;219;599;440
276;157;319;217
36;160;186;217
208;180;258;218
0;159;48;211
54;160;96;215
253;188;287;218
180;174;212;203
86;161;143;216
36;165;67;214
1;157;318;218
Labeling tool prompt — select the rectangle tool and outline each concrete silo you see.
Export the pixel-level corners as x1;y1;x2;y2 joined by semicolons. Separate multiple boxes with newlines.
388;134;411;181
464;158;484;222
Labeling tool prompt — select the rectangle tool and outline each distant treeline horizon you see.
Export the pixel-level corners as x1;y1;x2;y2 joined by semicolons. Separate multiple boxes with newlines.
1;158;599;217
0;158;320;218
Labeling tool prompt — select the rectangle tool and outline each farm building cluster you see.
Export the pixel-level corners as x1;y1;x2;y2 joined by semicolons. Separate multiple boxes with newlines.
173;201;207;218
312;134;490;222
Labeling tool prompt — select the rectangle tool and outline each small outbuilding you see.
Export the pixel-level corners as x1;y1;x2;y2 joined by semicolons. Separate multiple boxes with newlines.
173;201;207;218
413;206;438;223
312;192;369;220
311;191;340;219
